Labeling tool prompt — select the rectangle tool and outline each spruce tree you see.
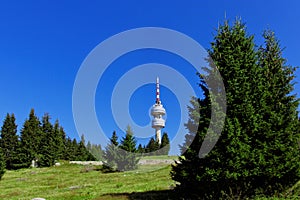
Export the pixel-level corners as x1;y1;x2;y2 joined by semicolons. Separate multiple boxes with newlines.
63;137;75;160
20;109;43;167
71;138;79;160
96;144;102;160
77;134;87;160
89;143;103;161
117;126;139;171
75;134;94;161
64;138;78;161
104;131;119;170
62;137;69;161
111;131;118;146
145;137;159;155
254;30;300;193
171;86;212;199
159;132;170;155
38;114;56;167
171;19;300;199
52;120;65;160
86;141;92;153
0;113;19;169
119;126;136;152
172;19;267;199
137;144;144;154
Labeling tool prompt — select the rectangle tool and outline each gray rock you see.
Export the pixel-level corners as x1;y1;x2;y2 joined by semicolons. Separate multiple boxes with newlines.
69;185;81;190
69;161;103;165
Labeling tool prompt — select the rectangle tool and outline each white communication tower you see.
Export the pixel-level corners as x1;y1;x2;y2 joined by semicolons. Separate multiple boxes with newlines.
151;77;166;144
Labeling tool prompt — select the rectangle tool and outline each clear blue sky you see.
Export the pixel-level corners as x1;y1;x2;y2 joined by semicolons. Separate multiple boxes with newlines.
0;1;299;155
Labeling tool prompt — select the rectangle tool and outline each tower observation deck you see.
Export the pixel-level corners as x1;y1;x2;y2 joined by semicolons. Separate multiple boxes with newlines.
151;77;166;144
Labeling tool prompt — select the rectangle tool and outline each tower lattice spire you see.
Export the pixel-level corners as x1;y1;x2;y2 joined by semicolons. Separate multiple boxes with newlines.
156;77;160;104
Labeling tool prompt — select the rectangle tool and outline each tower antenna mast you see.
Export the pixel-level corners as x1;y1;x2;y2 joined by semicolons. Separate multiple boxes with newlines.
151;77;166;144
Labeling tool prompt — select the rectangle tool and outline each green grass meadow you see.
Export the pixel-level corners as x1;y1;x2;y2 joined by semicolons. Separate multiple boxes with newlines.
0;161;175;200
0;160;299;200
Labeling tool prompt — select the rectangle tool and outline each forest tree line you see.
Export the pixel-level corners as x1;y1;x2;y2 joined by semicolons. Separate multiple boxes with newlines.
0;109;170;174
0;109;98;170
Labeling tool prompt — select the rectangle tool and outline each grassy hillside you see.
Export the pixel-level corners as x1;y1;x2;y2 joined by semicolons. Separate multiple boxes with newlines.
0;160;299;200
0;161;175;200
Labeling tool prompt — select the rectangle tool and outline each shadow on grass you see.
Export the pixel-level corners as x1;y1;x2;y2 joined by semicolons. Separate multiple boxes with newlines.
94;190;177;200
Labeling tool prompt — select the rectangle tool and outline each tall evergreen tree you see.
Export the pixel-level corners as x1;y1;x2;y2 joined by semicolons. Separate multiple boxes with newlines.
104;131;119;169
145;137;159;155
117;126;139;171
254;30;300;193
171;19;300;199
75;134;94;161
171;86;212;199
52;120;65;160
38;113;56;167
63;137;76;160
110;131;119;146
86;141;103;161
158;132;170;155
119;126;137;152
20;109;43;167
69;138;79;160
205;20;261;198
0;113;19;169
89;143;103;161
137;144;144;154
86;141;92;153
